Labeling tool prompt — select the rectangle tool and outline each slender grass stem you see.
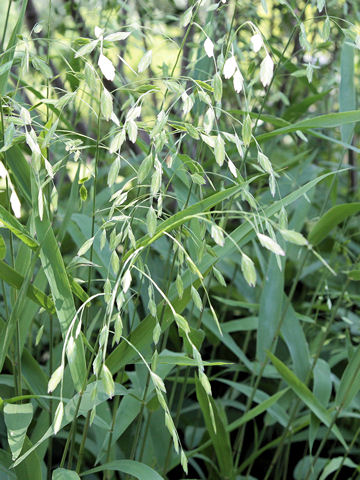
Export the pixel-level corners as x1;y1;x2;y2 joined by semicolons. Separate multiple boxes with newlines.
0;0;13;51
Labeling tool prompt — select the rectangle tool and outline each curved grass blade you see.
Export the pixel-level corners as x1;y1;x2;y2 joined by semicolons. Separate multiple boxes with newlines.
227;387;289;432
309;203;360;246
80;460;164;479
257;254;284;363
0;204;38;249
319;457;359;480
335;345;360;410
31;173;86;392
5;146;32;206
281;302;311;382
195;375;233;478
0;259;54;312
0;0;28;94
267;351;347;448
257;110;360;143
283;90;331;122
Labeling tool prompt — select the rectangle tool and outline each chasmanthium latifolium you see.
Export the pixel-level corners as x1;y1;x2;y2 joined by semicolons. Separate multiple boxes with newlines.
1;0;358;478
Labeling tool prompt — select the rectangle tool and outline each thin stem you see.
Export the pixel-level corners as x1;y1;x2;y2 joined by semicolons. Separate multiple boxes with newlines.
76;411;91;473
0;0;13;51
127;373;151;472
47;316;53;480
333;424;360;480
69;73;103;473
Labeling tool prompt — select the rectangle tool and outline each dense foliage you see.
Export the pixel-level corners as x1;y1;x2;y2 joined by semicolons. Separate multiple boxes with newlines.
0;0;359;479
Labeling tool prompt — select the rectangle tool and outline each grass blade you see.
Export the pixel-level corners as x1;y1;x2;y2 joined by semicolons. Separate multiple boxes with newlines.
267;351;347;448
309;203;360;246
80;460;164;479
31;174;86;392
0;0;28;94
335;345;360;409
340;40;355;144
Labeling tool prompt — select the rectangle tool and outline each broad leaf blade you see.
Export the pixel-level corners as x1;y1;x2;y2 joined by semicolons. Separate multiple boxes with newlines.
31;173;86;392
4;403;33;460
80;460;164;479
309;203;360;246
267;351;347;448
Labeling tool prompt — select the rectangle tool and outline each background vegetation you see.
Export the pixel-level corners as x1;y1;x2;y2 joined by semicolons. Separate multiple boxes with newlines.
0;0;359;478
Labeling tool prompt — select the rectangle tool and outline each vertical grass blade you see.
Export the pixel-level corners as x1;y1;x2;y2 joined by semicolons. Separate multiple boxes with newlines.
0;0;28;95
31;173;86;392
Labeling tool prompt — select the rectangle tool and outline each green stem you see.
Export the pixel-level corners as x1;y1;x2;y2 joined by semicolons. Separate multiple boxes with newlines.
76;410;91;473
69;71;103;473
47;315;53;480
0;0;13;51
125;374;151;480
333;424;360;480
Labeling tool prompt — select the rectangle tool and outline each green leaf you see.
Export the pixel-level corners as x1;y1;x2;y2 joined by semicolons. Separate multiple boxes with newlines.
267;351;347;448
53;468;81;479
310;359;332;451
0;234;6;260
257;110;360;142
0;204;38;249
5;146;32;205
309;203;360;246
0;251;42;371
227;388;289;431
230;109;289;128
13;437;42;480
195;375;233;477
348;269;360;281
0;0;28;94
257;254;283;363
281;302;311;382
31;173;86;392
4;403;33;460
283;89;331;122
336;345;360;409
80;460;164;479
340;40;355;144
319;457;359;480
